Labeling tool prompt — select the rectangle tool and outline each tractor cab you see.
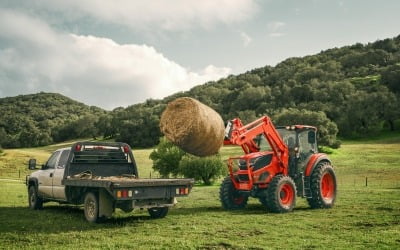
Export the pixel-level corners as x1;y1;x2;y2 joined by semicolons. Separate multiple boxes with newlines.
276;125;318;177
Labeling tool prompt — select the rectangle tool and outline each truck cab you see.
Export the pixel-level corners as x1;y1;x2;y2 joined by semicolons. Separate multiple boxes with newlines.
28;148;70;201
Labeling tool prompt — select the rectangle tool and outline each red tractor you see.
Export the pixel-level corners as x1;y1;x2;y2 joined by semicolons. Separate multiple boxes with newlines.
220;116;337;212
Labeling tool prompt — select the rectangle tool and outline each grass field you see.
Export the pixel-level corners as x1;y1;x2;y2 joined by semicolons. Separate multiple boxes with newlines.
0;134;399;249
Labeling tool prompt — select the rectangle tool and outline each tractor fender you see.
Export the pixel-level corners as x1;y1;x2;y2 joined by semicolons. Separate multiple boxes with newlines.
304;153;331;177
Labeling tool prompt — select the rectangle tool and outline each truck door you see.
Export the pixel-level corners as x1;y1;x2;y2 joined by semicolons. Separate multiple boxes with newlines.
37;151;60;198
52;149;70;200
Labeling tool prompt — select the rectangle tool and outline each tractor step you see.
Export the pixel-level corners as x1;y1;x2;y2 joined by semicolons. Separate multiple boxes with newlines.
303;176;312;198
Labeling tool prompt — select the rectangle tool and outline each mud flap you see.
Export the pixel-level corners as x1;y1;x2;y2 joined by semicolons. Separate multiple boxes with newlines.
99;188;114;218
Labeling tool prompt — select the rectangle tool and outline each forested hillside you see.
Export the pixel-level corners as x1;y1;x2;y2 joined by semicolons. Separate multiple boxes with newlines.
105;35;400;148
1;36;399;148
0;92;105;147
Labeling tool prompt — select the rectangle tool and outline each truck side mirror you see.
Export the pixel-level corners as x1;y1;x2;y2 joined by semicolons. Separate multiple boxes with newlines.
308;131;316;144
28;159;37;170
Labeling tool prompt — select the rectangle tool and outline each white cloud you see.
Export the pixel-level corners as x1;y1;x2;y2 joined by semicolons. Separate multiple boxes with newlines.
267;21;286;38
240;31;252;47
0;9;231;109
35;0;257;31
269;33;285;37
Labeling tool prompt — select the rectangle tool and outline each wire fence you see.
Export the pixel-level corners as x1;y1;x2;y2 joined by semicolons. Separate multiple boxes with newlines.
1;168;399;189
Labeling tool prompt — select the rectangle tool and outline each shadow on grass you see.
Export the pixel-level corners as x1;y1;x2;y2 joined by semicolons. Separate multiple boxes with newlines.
0;203;317;233
168;203;314;217
0;205;156;233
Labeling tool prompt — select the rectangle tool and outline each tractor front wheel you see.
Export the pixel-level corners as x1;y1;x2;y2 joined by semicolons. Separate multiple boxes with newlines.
261;175;296;213
220;176;248;210
307;162;337;209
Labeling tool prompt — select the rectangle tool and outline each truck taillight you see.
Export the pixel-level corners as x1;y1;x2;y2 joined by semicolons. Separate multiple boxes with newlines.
117;189;133;198
75;144;82;151
176;187;189;195
122;190;128;198
123;145;130;153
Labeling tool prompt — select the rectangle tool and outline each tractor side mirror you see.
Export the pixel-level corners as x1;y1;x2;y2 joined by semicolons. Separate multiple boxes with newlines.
28;159;37;170
308;131;316;144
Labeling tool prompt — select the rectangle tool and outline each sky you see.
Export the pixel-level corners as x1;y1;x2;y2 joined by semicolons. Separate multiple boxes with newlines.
0;0;399;110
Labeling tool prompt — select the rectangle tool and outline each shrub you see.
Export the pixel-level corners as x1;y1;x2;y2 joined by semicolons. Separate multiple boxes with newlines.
149;137;185;178
179;154;227;185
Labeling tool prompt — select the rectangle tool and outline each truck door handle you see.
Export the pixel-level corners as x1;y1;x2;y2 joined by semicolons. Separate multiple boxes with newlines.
50;173;53;177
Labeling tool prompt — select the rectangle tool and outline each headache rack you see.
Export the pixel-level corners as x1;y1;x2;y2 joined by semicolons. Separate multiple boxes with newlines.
67;142;138;177
73;149;129;164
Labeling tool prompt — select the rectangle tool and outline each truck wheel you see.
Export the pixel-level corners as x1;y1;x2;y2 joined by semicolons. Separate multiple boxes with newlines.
148;207;169;219
261;175;296;213
84;192;101;223
28;185;43;210
307;162;337;209
219;176;248;210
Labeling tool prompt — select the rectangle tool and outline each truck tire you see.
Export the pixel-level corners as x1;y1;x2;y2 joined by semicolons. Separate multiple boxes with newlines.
84;192;101;223
148;207;169;219
260;175;296;213
219;176;248;210
307;162;337;209
28;185;43;210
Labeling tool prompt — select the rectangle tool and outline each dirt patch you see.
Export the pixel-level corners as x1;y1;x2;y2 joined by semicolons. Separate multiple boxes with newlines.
160;97;225;156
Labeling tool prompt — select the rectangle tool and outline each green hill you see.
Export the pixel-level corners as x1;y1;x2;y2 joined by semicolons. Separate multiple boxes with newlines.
0;92;106;148
1;35;400;148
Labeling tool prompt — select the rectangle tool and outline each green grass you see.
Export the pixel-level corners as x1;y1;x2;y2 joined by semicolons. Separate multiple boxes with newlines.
0;135;399;249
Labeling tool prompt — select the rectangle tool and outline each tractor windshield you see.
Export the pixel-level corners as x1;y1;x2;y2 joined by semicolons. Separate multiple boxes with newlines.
276;128;297;150
255;134;273;151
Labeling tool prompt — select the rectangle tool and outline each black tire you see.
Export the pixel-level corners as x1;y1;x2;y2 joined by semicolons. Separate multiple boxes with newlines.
307;162;337;209
148;207;169;219
84;192;100;223
219;176;248;210
260;175;296;213
28;185;43;210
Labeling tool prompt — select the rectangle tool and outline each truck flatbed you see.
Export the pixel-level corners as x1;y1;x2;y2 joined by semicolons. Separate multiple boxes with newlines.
63;177;194;187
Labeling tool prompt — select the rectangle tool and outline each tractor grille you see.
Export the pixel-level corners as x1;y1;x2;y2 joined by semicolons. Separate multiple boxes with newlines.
238;174;249;181
238;160;247;170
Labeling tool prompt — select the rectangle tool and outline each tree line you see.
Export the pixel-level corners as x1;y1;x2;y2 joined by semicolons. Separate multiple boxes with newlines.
1;35;399;149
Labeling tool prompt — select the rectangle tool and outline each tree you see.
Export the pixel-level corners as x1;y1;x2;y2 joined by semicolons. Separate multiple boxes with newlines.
149;137;185;178
381;64;400;94
273;108;340;148
179;154;226;185
113;104;162;148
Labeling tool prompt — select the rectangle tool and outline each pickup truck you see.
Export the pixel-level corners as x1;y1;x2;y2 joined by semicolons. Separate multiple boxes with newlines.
26;141;194;222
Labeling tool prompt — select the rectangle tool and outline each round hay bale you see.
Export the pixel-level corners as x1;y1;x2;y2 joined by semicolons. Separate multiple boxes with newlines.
160;97;225;157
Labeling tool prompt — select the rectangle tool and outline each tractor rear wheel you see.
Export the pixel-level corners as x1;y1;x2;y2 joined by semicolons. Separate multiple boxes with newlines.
307;162;337;209
261;175;296;213
220;176;248;210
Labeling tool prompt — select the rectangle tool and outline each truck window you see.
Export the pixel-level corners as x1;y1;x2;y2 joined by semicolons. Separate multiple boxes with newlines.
57;150;70;169
46;151;61;169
